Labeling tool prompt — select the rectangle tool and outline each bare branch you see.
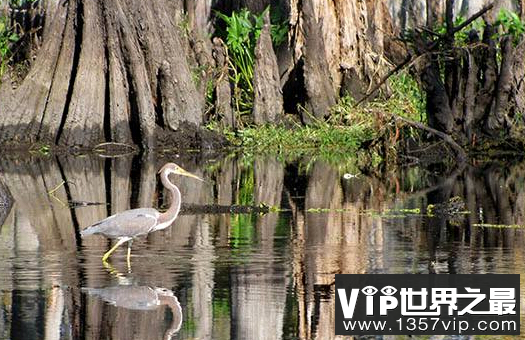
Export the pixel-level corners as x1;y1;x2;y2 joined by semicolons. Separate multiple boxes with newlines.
354;2;493;108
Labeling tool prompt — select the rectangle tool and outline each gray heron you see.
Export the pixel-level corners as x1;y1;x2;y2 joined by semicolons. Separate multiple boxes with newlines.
81;162;202;263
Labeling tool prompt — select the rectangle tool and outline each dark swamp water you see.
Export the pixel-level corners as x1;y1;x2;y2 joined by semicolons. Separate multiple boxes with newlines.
1;152;525;340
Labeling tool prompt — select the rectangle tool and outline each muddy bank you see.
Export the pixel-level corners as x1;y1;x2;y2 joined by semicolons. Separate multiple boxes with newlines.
0;122;229;154
155;122;229;151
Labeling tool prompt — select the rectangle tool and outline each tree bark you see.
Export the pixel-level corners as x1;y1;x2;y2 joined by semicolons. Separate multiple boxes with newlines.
511;40;525;120
212;37;235;128
0;0;69;145
300;0;337;122
252;11;283;125
489;36;513;132
0;0;204;149
409;2;525;144
39;0;76;143
0;178;12;229
58;0;106;147
283;0;395;122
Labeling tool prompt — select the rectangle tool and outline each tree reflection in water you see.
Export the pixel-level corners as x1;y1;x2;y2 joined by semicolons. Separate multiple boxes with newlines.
0;154;524;339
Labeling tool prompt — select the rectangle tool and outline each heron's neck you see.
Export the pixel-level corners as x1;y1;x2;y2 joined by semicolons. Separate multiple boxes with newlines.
157;172;181;229
159;296;182;340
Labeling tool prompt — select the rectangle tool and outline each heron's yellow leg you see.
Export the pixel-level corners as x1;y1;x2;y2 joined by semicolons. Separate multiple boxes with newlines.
102;238;128;262
126;240;133;271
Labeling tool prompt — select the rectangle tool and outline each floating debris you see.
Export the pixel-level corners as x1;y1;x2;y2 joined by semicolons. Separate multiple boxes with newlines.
361;207;423;218
427;196;468;217
180;203;270;214
473;223;525;229
69;201;105;208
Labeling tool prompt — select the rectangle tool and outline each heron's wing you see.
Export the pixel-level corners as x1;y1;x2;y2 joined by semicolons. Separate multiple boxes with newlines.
81;208;159;238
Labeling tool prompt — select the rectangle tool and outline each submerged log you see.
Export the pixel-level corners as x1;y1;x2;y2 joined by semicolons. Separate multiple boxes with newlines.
180;203;270;214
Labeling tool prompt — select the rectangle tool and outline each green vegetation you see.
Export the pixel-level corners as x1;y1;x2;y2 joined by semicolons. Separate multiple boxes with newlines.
209;123;367;165
386;71;426;120
495;9;525;44
181;298;197;334
431;9;525;47
362;207;424;218
10;0;38;6
426;196;469;217
208;70;425;162
434;15;485;44
0;16;19;78
269;6;288;47
212;298;230;320
215;7;288;117
230;164;255;254
27;143;52;156
230;123;372;155
37;144;50;155
215;8;264;115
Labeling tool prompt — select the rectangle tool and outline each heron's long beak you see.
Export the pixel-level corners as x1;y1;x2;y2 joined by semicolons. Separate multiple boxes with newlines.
177;169;204;181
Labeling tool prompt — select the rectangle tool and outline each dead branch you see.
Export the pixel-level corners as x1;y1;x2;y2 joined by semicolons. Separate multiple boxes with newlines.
395;115;467;162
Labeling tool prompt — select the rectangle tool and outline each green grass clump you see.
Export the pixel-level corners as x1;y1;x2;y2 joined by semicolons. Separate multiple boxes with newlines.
384;71;426;121
330;70;425;125
206;64;425;166
206;69;426;163
473;223;525;229
225;122;373;157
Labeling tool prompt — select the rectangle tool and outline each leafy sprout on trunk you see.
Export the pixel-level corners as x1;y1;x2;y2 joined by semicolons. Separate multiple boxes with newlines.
215;6;288;121
0;16;19;78
495;9;525;45
215;9;262;117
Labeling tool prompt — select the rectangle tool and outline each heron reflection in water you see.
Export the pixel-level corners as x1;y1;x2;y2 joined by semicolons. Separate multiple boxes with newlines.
81;163;203;265
82;264;183;340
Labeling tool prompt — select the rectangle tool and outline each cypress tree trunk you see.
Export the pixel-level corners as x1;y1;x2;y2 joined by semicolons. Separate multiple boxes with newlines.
252;11;283;124
0;0;203;149
410;1;525;143
281;0;395;122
